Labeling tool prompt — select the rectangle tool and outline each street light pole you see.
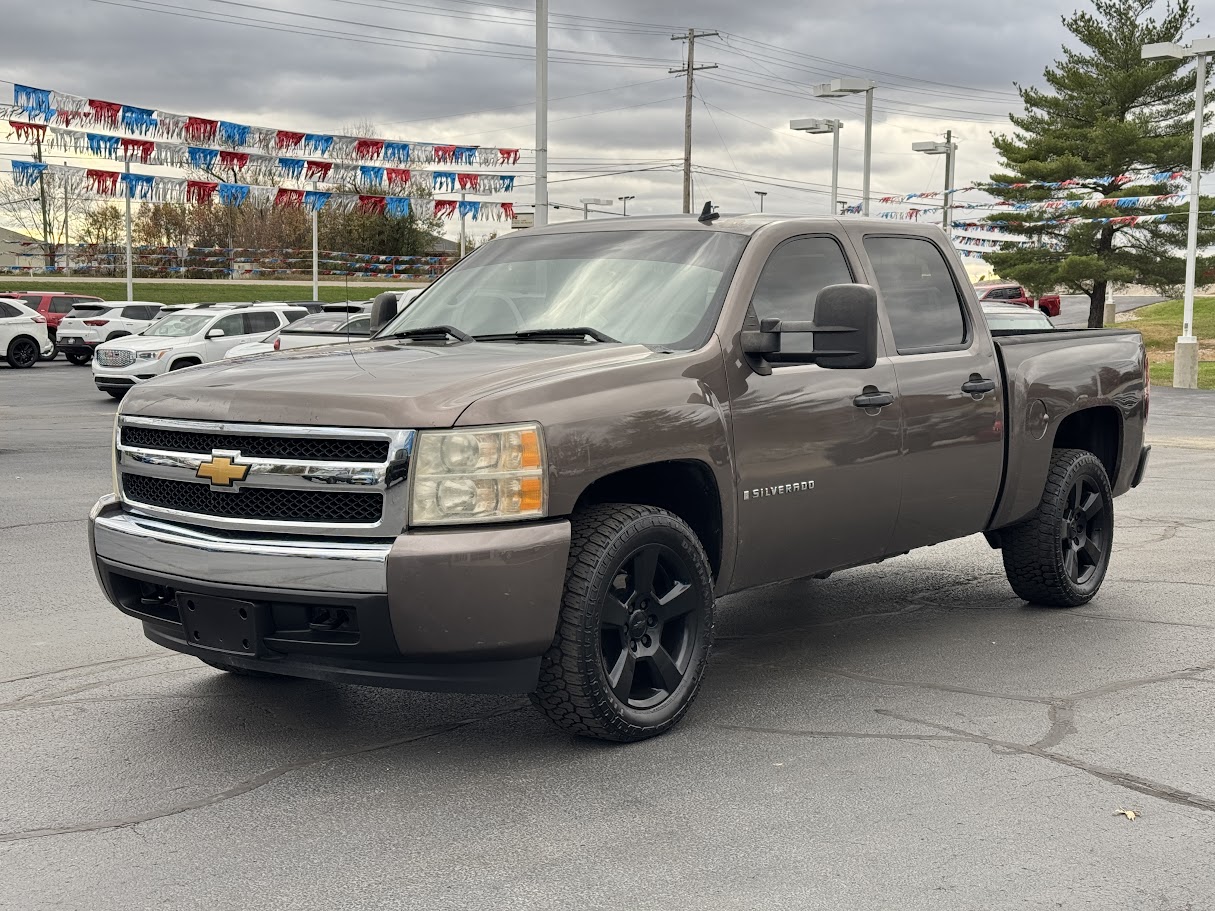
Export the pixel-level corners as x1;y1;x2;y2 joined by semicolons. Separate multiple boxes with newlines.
811;79;875;214
754;190;767;212
618;195;635;216
789;118;843;214
311;179;319;299
534;0;549;227
1143;37;1214;389
913;134;959;233
580;197;613;219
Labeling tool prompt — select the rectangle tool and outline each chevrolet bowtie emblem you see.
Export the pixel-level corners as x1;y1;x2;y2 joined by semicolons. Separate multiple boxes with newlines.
196;454;250;487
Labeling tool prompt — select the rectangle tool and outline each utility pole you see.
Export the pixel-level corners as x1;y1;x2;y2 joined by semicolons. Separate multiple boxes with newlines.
33;136;53;272
942;129;955;233
670;28;718;214
534;0;549;226
311;179;319;299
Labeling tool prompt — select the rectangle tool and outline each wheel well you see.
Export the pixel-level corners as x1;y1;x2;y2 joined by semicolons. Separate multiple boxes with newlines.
574;460;723;577
7;333;38;350
169;357;201;370
106;331;131;341
1053;406;1121;480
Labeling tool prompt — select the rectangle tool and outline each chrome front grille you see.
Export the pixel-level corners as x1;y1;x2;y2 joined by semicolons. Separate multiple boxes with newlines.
98;348;135;368
116;415;413;537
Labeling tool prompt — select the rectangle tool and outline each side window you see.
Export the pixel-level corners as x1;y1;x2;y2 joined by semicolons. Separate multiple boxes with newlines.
0;302;19;318
49;297;75;314
246;311;280;334
211;314;245;337
283;310;307;324
345;316;371;335
863;236;968;352
751;236;853;356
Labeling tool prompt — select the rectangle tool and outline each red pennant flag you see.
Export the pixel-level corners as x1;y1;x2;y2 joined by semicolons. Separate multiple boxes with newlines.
498;148;520;164
10;121;46;141
218;151;250;170
434;199;458;217
385;167;411;188
276;130;305;150
502;202;515;219
120;137;155;163
457;173;479;190
357;195;387;215
87;169;121;195
185;117;218;142
55;111;87;127
88;99;121;126
186;180;218;204
275;188;305;208
305;160;332;180
433;145;457;163
355;139;385;160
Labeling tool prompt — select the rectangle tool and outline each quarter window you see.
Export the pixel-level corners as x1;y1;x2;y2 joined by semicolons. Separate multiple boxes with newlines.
245;311;280;334
864;236;968;351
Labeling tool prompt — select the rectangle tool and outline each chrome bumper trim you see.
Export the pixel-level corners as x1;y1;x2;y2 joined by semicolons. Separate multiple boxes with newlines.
92;503;391;594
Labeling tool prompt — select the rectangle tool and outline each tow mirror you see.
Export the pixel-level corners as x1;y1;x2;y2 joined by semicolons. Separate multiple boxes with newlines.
369;292;399;333
741;283;878;371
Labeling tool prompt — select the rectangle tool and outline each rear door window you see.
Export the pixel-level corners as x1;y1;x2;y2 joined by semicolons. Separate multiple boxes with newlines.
49;297;76;314
864;236;969;353
246;311;280;334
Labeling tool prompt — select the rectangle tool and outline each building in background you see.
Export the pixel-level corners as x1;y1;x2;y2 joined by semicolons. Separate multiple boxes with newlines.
0;226;35;273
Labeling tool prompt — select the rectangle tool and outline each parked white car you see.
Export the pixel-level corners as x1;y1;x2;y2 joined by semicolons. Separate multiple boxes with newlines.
0;299;54;368
91;303;308;398
56;301;165;366
223;302;376;359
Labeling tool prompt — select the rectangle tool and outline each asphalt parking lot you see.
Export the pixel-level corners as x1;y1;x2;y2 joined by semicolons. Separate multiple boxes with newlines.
2;359;1213;910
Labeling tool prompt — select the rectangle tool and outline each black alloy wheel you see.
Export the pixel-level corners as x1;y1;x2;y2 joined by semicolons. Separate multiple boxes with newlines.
599;542;701;710
1001;448;1114;607
532;503;714;741
6;337;39;369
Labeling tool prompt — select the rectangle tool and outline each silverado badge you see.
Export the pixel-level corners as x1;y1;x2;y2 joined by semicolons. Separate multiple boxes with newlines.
196;453;250;488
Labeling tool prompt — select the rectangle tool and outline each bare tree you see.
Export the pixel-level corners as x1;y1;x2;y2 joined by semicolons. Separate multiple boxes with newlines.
0;140;92;271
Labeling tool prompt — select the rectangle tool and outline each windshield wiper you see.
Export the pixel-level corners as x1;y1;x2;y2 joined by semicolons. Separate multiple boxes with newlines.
381;325;473;343
475;327;619;343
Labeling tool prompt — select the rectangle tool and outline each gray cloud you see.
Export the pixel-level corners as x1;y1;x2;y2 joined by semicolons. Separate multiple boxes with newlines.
0;0;1096;234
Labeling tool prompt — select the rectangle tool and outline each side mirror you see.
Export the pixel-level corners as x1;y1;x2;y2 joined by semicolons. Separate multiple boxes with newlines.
205;328;225;339
741;283;878;371
369;292;399;333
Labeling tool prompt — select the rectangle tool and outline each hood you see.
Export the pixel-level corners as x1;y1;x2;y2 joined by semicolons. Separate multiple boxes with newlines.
120;338;657;428
97;334;193;351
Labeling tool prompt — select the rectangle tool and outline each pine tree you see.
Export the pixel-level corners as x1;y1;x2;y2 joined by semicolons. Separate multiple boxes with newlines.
984;0;1213;328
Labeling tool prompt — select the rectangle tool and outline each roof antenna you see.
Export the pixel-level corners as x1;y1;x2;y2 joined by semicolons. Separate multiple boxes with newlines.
698;201;719;224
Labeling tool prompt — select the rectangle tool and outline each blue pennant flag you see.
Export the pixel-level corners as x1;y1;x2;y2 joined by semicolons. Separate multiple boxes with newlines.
120;172;155;199
217;183;250;207
304;134;333;155
279;158;306;179
432;172;456;191
454;147;476;165
458;200;480;219
359;165;385;185
87;134;121;157
383;141;410;163
10;160;47;187
188;147;219;170
121;106;157;134
14;84;54;120
303;190;330;212
385;197;410;218
500;175;515;191
219;122;250;146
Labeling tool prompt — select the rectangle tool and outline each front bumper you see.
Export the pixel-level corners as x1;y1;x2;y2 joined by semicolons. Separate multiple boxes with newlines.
57;339;101;356
89;496;571;693
93;368;159;391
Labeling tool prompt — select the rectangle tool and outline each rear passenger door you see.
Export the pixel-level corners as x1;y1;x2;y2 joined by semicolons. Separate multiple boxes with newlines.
860;234;1005;554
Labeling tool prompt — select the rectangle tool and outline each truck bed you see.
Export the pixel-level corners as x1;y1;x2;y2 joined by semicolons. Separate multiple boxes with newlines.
989;329;1147;530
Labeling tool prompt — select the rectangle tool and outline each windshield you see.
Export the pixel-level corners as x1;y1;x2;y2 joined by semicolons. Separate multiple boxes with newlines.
378;229;747;348
142;312;213;337
985;313;1053;331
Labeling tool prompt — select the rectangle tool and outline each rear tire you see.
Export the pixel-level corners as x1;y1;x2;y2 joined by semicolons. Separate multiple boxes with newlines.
6;336;39;369
67;352;92;366
105;389;127;400
531;503;714;742
1001;448;1114;607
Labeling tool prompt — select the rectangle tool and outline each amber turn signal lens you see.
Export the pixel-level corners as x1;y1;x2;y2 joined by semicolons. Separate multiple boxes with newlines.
519;430;542;470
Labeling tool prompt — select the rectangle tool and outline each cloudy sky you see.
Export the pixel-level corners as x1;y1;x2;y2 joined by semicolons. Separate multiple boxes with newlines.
0;0;1143;238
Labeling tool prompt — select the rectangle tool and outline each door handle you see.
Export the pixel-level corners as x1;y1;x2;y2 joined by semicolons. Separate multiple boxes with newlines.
853;389;895;409
961;375;996;395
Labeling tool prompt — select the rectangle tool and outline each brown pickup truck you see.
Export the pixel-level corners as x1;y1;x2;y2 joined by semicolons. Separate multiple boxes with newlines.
89;214;1150;742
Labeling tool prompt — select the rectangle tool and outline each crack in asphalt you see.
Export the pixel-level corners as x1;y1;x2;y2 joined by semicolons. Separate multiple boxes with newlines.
0;518;87;532
0;667;209;711
0;654;169;687
0;704;527;844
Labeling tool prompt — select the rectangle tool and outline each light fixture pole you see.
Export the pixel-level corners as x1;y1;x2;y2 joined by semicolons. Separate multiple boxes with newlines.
580;197;614;220
618;195;636;216
790;117;843;214
1143;37;1213;388
912;132;958;231
754;190;767;212
812;79;875;215
534;0;548;227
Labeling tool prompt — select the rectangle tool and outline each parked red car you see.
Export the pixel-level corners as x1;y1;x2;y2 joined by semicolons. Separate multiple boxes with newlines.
974;282;1061;318
0;292;106;360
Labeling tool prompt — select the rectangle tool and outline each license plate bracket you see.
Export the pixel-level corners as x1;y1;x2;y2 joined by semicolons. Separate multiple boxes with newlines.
176;593;268;656
59;337;80;345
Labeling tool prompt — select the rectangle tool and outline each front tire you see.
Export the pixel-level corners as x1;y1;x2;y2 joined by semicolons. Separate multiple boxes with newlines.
531;504;714;742
1001;448;1114;607
66;352;92;365
105;389;127;400
6;336;39;368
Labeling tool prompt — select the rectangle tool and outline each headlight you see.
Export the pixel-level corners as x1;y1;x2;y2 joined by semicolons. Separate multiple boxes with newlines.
410;424;546;525
136;349;170;361
111;412;121;500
